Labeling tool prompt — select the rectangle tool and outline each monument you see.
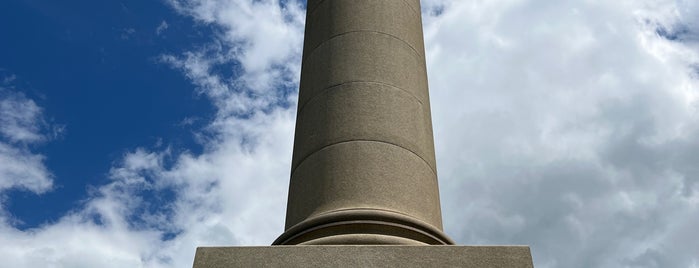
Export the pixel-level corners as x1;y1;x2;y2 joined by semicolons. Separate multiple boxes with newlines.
194;0;534;266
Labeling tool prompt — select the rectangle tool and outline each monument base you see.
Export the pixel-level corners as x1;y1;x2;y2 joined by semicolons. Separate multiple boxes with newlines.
193;245;534;267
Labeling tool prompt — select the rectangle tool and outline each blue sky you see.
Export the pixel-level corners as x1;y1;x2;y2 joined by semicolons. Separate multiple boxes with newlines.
0;0;217;228
1;0;699;267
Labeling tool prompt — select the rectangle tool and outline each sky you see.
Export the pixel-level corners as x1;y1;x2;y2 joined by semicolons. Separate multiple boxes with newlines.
0;0;698;267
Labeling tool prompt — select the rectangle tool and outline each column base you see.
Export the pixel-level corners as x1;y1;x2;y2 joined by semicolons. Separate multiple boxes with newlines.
274;209;453;245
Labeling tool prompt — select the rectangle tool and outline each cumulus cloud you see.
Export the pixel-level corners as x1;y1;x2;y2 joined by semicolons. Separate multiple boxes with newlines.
0;91;46;144
0;0;302;267
423;0;699;267
0;87;53;195
0;143;52;195
2;0;699;267
158;0;304;118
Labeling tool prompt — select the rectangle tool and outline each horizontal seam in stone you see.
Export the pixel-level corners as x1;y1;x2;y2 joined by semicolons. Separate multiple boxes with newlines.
308;0;420;21
311;207;434;225
303;30;424;63
297;80;426;115
291;139;437;178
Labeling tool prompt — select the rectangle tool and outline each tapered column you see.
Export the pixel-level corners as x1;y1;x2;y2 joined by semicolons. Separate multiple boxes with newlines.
274;0;453;245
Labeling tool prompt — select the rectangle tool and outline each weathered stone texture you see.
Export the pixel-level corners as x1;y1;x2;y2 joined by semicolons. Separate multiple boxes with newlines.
193;246;535;268
280;0;446;245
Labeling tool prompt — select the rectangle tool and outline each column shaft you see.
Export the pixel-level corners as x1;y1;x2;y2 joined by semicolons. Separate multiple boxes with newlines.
275;0;452;245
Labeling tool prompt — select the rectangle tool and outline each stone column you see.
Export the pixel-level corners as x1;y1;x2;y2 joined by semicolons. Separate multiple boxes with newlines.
274;0;453;245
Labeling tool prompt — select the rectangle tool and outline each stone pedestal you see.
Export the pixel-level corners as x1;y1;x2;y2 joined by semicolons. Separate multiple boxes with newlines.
193;246;534;268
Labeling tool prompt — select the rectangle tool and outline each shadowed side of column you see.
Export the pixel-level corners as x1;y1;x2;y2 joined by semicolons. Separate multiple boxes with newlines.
274;0;453;245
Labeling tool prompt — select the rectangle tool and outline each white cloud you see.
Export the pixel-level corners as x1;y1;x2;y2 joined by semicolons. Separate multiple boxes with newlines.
156;20;169;35
423;0;699;267
2;0;699;267
0;1;302;267
0;88;53;195
0;142;52;194
165;0;304;99
0;91;46;144
120;28;136;40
